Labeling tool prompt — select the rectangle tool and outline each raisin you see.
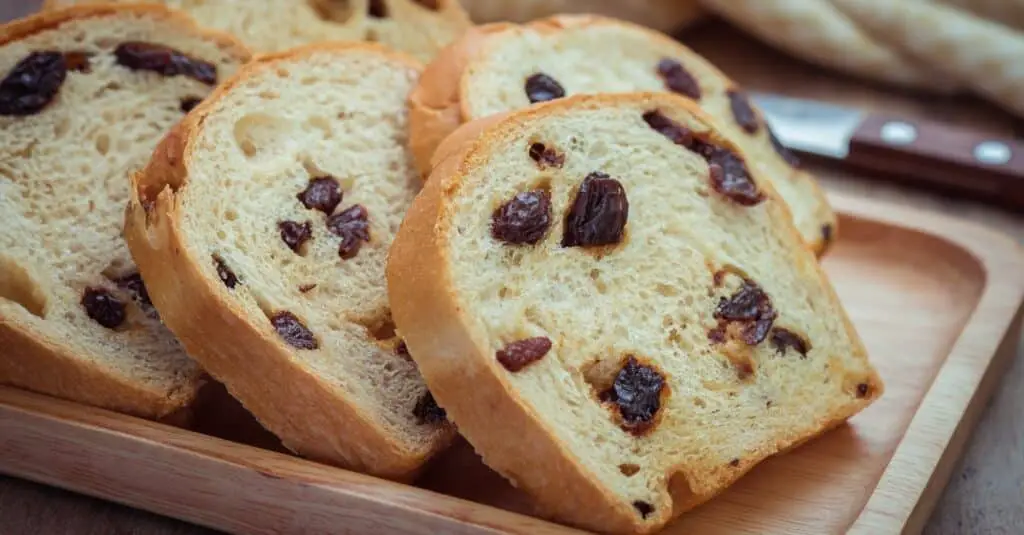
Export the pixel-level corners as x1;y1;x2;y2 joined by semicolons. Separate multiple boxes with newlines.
213;255;239;289
63;51;91;73
413;0;439;9
604;357;665;435
528;143;564;169
369;0;388;17
714;280;777;345
562;173;629;248
713;269;728;287
270;311;318;350
642;110;692;146
633;501;654;519
413;391;446;424
396;339;411;360
821;224;834;247
770;328;809;357
297;176;342;214
656;58;701;100
524;73;565;104
299;283;317;293
0;51;67;116
768;126;799;167
278;220;312;253
113;272;152;307
496;337;552;372
327;205;370;259
856;383;870;398
728;90;759;134
729;458;740;467
491;190;551;245
179;96;202;113
81;287;126;329
114;42;217;85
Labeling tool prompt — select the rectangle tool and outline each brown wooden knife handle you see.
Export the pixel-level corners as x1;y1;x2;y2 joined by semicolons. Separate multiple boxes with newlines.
847;114;1024;211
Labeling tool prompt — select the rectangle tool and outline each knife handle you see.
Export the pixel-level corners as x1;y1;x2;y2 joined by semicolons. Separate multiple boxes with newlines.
846;114;1024;210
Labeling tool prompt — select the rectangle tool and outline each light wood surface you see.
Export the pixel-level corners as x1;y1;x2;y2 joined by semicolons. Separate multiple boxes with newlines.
2;3;1024;532
2;191;1022;534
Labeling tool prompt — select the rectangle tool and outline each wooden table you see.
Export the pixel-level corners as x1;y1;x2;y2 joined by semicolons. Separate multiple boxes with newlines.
0;4;1021;533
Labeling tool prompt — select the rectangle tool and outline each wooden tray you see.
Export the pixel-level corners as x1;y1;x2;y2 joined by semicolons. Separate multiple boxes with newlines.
2;192;1022;535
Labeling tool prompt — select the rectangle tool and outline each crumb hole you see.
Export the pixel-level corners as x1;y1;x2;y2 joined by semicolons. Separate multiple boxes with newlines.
693;396;706;408
354;310;397;341
582;357;623;399
655;283;678;297
306;115;333;139
233;113;295;159
94;133;110;156
619;464;640;477
308;0;354;22
224;209;238;221
0;256;48;318
589;269;608;294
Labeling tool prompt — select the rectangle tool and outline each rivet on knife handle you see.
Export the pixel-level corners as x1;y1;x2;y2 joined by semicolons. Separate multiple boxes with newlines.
848;114;1024;211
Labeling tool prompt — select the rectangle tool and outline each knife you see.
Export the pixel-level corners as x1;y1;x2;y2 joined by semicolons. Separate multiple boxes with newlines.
751;92;1024;211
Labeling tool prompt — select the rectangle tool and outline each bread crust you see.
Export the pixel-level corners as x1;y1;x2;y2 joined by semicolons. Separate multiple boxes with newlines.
123;41;453;479
0;4;250;420
407;14;837;255
388;92;882;533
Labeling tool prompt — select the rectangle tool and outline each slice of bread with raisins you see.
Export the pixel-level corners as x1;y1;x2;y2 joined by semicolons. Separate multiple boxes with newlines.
43;0;471;63
123;42;455;479
388;92;883;533
409;14;837;255
0;5;249;419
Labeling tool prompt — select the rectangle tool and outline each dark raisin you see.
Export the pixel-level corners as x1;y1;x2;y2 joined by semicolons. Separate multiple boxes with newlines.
728;90;759;134
179;96;202;113
857;383;870;398
707;325;726;344
604;357;665;435
113;272;152;307
270;311;318;350
369;0;388;17
413;0;440;9
327;205;370;259
768;126;799;167
396;339;411;360
278;220;312;253
213;256;239;289
524;73;565;104
299;283;317;293
770;328;809;357
633;501;654;519
729;458;740;467
562;173;629;248
0;51;67;116
114;42;217;85
81;287;126;329
714;280;777;345
705;147;762;206
491;190;551;245
656;58;701;100
528;143;564;169
642;110;691;145
413;391;446;424
297;176;342;214
821;224;834;247
496;337;552;372
63;51;91;73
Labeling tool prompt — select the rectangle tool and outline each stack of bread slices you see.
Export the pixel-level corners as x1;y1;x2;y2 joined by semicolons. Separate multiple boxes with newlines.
0;3;882;534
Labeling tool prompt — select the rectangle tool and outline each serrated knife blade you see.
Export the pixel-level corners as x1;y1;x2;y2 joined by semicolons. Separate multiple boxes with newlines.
748;92;1024;211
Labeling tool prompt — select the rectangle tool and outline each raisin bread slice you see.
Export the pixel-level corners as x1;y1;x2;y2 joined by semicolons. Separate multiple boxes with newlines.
409;14;837;254
388;92;883;533
44;0;471;62
123;42;455;478
0;5;249;419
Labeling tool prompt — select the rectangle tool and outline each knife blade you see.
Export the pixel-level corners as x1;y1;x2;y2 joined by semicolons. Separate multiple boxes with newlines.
750;92;1024;211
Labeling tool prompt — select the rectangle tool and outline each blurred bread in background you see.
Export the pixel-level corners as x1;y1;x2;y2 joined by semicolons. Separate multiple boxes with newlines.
461;0;705;33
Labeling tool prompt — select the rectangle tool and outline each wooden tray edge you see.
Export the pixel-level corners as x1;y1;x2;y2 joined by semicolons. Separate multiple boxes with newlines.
831;193;1024;535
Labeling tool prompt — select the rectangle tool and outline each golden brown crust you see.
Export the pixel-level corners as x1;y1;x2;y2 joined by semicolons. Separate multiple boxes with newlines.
407;13;837;256
124;42;450;480
388;92;881;533
0;4;250;420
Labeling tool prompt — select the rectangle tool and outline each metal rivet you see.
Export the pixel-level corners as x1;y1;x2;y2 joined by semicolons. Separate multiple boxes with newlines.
973;141;1012;165
880;122;918;145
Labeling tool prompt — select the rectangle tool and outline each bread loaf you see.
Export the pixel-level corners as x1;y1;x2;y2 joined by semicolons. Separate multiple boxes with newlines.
0;5;249;419
388;92;883;533
409;15;837;254
123;42;455;478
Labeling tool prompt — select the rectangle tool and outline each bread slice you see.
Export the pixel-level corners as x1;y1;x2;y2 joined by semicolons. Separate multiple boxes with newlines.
123;42;455;478
459;0;706;33
0;5;249;419
387;92;883;533
43;0;472;62
409;14;837;254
